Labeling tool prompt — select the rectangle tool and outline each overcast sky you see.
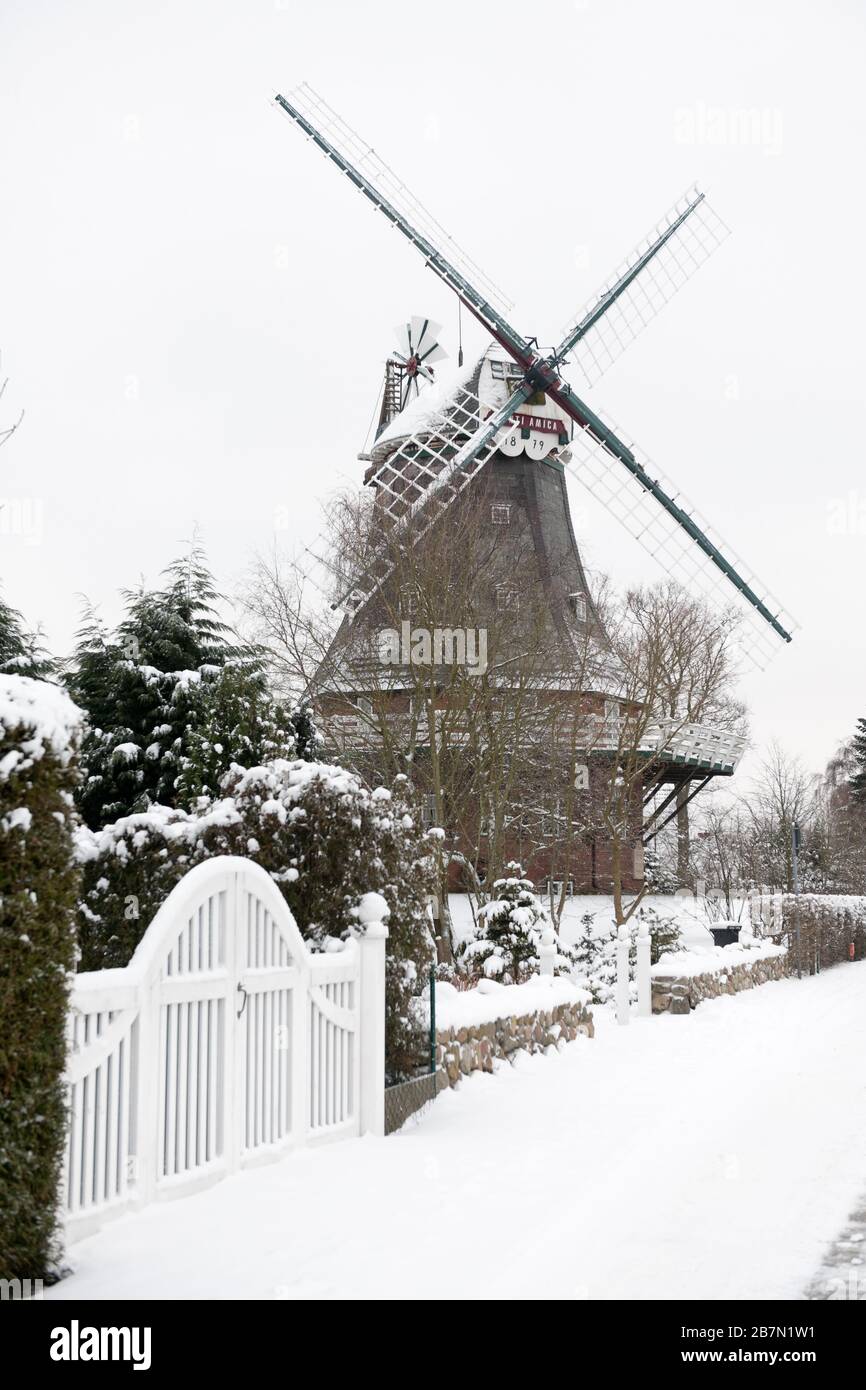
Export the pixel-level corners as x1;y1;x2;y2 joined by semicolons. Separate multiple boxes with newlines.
1;0;864;778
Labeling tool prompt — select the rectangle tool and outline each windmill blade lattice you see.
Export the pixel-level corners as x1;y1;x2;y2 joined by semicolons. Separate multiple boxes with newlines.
339;383;527;616
561;409;798;667
558;187;730;387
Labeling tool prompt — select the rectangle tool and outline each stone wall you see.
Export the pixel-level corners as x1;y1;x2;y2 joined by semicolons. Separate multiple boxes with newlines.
652;953;792;1014
435;998;594;1088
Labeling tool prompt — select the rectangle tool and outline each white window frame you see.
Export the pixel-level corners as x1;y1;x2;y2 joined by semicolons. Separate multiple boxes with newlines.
399;583;421;618
496;585;519;613
569;591;587;622
491;503;511;525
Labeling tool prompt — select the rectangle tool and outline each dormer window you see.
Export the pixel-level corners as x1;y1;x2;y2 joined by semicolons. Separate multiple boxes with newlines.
489;359;522;385
569;591;587;622
491;503;511;525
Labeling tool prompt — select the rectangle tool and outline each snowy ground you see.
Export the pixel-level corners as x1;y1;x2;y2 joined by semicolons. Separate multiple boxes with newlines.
49;961;866;1301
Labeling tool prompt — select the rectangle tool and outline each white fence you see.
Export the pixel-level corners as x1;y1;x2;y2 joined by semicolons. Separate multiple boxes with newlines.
63;857;388;1243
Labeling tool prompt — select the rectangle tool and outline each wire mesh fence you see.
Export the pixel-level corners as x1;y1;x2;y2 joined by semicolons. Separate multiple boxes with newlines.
384;1070;447;1136
384;966;441;1135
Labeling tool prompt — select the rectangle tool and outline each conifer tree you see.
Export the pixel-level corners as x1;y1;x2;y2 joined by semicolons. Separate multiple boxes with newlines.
0;592;53;677
458;863;576;983
67;545;295;827
850;717;866;805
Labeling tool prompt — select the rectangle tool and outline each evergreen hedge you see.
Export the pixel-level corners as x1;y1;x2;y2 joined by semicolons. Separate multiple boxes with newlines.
0;677;81;1280
77;761;435;1080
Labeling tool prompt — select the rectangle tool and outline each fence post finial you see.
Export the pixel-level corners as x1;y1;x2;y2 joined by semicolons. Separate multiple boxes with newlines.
538;926;557;977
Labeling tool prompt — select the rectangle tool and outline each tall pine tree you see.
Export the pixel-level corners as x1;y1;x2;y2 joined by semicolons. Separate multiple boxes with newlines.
850;717;866;804
67;546;296;827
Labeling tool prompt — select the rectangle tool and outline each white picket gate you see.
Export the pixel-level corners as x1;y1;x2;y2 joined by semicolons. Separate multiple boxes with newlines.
63;857;388;1243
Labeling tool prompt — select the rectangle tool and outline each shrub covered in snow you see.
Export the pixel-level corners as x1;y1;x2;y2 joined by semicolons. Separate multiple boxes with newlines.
0;676;81;1279
571;904;683;1004
638;904;684;963
75;805;195;969
571;911;618;1004
457;865;576;984
77;761;436;1080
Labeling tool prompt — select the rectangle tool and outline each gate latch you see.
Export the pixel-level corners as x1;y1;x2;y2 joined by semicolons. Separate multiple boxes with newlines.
236;982;248;1019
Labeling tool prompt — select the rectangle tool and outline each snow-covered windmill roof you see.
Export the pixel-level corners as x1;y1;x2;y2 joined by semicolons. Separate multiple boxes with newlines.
374;355;478;452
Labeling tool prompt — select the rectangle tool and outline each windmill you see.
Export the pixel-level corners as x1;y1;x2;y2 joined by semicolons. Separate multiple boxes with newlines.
273;85;795;881
274;84;796;671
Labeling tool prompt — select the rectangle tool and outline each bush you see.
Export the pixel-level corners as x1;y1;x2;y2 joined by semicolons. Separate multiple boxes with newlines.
457;864;576;984
77;761;436;1081
0;677;81;1280
75;805;194;969
571;905;683;1003
637;905;684;965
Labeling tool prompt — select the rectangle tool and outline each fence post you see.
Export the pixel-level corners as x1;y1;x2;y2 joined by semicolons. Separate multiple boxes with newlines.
616;925;630;1027
636;921;652;1018
538;927;557;977
352;893;390;1138
133;977;158;1206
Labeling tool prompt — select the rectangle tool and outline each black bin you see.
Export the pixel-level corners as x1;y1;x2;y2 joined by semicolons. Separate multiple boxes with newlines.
710;925;741;948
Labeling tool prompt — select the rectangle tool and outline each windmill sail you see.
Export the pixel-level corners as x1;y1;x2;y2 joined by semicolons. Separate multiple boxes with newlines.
560;404;798;664
558;187;730;386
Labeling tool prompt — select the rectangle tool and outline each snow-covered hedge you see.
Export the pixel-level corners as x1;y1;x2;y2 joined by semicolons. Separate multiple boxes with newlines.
76;760;435;1080
754;893;866;971
0;676;82;1279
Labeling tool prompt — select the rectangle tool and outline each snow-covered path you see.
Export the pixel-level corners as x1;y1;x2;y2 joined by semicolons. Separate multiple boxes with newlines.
49;963;866;1301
